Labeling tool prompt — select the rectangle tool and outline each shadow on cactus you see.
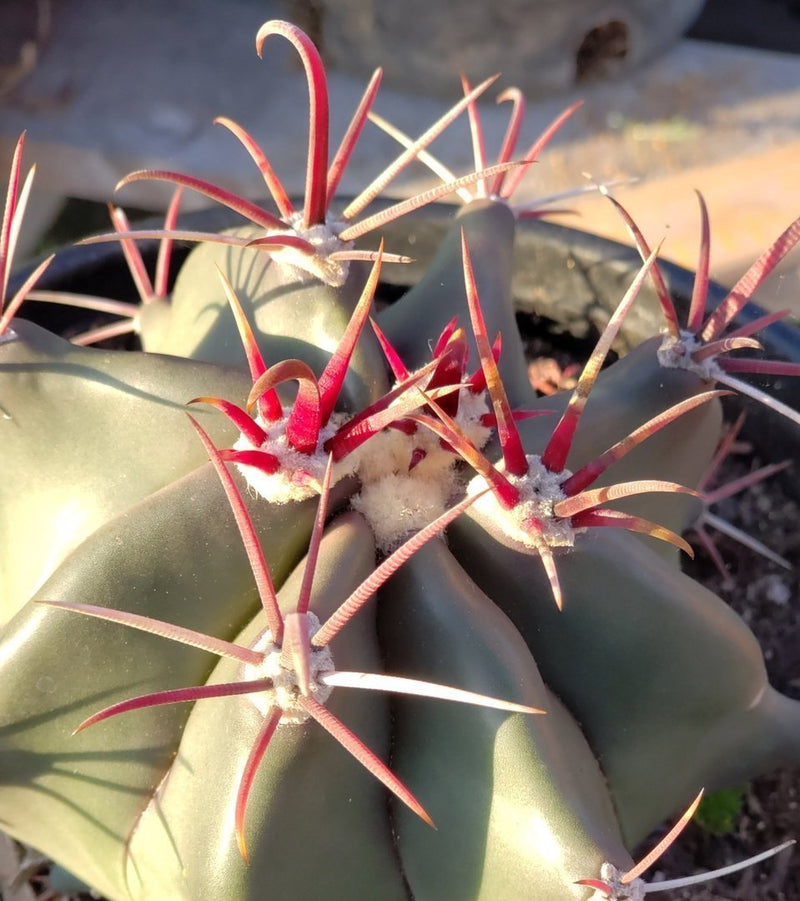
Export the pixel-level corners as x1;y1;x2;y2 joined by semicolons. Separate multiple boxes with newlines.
1;15;799;901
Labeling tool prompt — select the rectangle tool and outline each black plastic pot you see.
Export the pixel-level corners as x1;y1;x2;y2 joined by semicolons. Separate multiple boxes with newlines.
11;202;800;462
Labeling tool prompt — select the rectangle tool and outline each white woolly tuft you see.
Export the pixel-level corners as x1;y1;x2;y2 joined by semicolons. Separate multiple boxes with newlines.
352;469;459;553
235;367;493;546
266;212;354;287
657;330;723;381
350;426;419;484
347;384;491;549
454;387;492;449
467;454;578;551
242;612;335;722
233;410;356;504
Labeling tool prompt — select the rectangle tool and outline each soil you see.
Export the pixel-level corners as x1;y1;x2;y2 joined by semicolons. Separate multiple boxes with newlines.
643;449;800;901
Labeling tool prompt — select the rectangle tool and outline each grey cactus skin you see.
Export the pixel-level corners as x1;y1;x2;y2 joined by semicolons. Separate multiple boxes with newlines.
0;460;318;899
142;229;390;414
0;319;252;624
1;179;796;898
379;538;634;900
124;513;409;901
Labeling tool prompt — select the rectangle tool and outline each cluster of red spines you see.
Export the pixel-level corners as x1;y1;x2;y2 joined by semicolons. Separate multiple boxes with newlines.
0;134;54;336
191;249;467;487
407;233;723;609
81;21;525;283
41;416;540;859
607;189;800;424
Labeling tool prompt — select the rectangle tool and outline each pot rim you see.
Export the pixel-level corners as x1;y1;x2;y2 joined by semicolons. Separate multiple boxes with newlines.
9;199;800;455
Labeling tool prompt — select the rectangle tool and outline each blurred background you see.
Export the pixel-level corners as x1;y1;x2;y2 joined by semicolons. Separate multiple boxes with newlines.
2;0;799;311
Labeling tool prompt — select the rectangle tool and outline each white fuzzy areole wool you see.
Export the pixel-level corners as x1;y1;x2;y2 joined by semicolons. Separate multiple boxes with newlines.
242;612;335;722
260;212;355;287
657;330;722;381
467;454;579;551
233;410;356;504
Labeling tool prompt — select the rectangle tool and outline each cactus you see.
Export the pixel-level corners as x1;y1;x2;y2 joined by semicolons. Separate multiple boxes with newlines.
1;19;799;901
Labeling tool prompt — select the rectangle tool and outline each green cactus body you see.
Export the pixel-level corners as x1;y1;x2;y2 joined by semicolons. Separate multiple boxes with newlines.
0;319;253;623
377;200;532;407
124;512;408;901
0;465;317;899
448;517;800;844
148;230;390;413
379;538;634;900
